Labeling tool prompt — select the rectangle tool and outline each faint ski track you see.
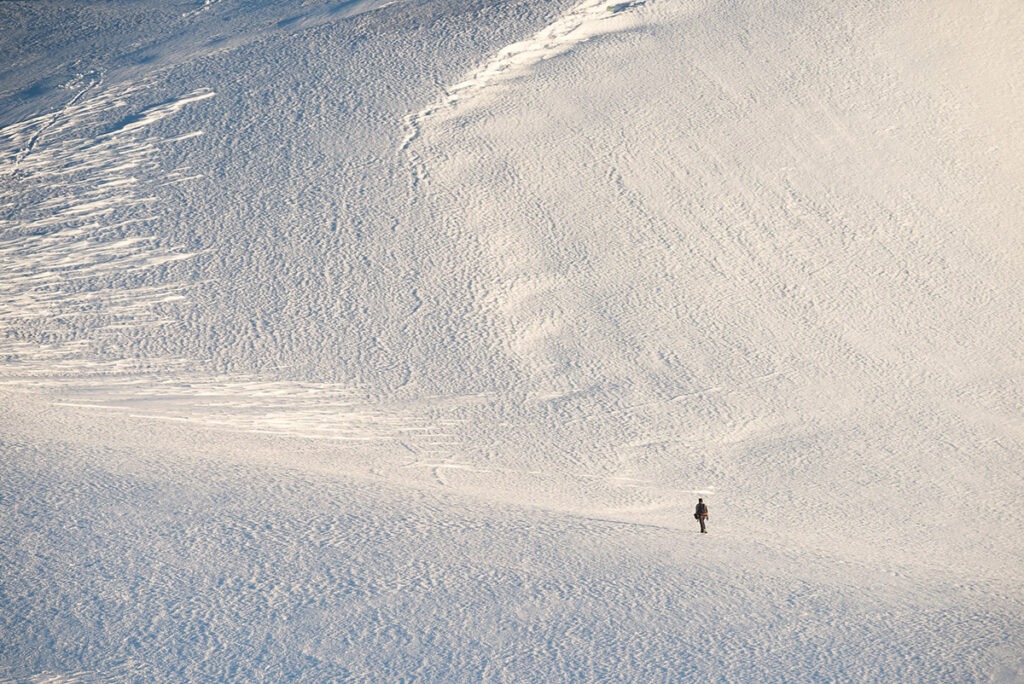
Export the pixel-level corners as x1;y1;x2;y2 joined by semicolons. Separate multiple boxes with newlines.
3;432;1021;682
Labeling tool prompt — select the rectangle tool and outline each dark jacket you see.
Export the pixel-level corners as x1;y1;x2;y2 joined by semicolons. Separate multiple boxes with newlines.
695;502;708;518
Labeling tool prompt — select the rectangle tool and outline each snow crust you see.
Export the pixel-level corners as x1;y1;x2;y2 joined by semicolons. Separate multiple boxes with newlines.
2;0;1023;680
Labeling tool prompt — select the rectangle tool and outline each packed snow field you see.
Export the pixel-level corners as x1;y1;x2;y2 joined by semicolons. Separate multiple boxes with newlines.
2;0;1023;680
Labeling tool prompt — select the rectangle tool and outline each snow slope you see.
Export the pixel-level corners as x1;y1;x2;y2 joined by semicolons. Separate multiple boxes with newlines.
2;0;1023;680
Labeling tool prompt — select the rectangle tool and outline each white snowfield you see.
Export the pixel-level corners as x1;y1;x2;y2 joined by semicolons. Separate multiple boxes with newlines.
2;0;1023;680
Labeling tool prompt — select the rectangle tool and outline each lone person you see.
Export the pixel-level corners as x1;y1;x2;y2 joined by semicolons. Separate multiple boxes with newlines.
694;498;708;533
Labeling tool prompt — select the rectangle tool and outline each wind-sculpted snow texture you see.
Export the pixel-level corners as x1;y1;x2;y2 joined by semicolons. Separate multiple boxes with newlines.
2;0;1024;681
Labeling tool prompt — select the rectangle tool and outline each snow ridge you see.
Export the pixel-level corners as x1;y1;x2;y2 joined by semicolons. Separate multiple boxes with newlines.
400;0;647;161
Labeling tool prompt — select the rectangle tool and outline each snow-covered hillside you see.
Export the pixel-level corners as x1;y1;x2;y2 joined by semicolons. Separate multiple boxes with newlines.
2;0;1023;680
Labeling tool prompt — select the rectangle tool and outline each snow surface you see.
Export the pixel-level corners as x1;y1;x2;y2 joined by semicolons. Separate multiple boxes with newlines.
2;0;1023;680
